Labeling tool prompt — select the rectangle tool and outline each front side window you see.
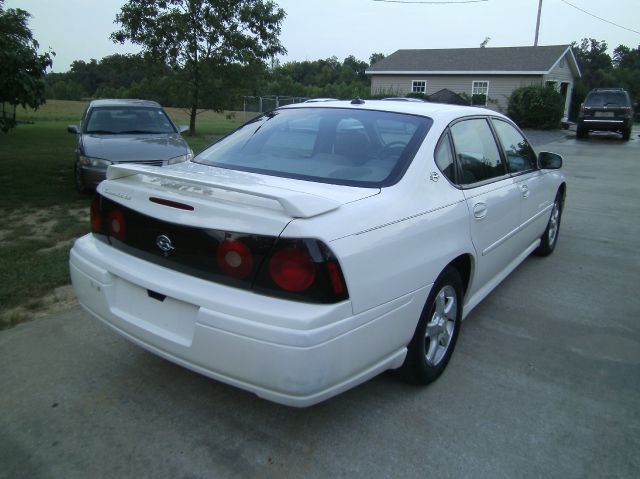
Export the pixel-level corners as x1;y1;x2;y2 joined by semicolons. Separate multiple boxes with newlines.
450;118;505;185
412;80;426;93
471;81;489;105
195;108;432;187
492;120;537;174
84;107;176;134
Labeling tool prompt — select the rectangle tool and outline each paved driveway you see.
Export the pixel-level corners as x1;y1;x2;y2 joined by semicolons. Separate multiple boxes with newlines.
2;129;639;479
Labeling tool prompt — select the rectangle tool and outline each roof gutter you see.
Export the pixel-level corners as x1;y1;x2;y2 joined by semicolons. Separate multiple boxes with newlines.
365;70;549;75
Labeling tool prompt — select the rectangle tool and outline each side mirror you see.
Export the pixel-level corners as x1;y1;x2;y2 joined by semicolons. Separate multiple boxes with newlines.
67;125;79;134
178;124;189;134
538;151;563;169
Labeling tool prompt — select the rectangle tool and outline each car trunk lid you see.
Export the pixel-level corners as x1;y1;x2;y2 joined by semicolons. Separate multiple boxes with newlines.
100;162;379;237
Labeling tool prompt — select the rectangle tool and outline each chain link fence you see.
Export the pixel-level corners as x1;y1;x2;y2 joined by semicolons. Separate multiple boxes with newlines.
242;95;308;122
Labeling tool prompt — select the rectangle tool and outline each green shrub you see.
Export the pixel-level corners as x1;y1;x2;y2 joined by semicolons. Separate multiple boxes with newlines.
507;85;564;129
471;93;487;105
406;92;428;100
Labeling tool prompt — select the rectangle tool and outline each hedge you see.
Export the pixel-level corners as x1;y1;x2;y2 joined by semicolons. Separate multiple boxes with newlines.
507;85;565;129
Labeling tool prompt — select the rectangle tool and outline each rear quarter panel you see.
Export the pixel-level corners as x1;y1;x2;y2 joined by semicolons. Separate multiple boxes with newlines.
282;132;475;316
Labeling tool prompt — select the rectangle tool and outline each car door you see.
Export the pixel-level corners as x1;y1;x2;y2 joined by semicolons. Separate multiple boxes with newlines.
449;118;522;293
491;119;554;248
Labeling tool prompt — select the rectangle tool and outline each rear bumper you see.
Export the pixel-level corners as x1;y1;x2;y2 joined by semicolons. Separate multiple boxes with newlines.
579;118;631;132
69;234;426;407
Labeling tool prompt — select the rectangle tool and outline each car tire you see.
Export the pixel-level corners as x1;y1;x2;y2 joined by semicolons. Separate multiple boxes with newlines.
622;126;631;141
399;267;463;385
74;162;90;195
534;193;562;257
576;123;588;139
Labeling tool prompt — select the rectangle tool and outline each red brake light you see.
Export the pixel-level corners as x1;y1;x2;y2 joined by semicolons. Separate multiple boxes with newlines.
217;240;253;279
107;209;126;241
269;247;316;292
90;196;102;233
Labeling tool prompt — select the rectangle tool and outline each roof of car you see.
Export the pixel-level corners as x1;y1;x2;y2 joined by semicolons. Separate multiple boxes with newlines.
281;99;505;123
89;99;162;108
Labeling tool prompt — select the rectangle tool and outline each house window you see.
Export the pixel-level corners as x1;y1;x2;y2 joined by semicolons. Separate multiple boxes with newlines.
412;80;426;93
471;81;489;105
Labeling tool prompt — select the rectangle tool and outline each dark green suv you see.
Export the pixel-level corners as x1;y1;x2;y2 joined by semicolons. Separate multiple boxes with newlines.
577;88;634;141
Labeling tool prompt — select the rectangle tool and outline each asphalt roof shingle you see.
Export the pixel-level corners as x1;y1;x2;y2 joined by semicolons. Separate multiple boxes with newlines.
367;45;573;73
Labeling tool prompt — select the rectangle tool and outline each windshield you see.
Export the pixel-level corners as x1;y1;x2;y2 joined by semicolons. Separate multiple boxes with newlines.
194;107;432;187
585;92;629;107
84;106;177;134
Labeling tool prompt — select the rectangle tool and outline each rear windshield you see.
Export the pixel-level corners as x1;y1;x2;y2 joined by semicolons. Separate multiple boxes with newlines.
84;106;176;134
585;92;629;107
194;107;432;187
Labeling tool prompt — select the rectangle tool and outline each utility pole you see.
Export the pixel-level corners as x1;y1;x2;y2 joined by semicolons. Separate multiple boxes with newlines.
534;0;543;46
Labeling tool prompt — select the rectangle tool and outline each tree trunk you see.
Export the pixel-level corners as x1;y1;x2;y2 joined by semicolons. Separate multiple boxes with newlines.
189;104;197;136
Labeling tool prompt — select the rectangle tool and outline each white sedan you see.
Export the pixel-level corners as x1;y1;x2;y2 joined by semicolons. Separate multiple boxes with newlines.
70;99;566;407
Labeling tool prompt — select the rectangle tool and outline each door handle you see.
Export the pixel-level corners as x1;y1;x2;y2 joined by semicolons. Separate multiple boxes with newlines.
473;202;487;220
521;184;530;198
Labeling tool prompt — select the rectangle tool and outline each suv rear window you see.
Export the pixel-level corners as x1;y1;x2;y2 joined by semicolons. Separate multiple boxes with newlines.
585;91;629;107
194;107;432;187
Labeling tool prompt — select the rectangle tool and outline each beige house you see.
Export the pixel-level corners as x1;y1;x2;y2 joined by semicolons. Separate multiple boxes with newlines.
366;45;581;118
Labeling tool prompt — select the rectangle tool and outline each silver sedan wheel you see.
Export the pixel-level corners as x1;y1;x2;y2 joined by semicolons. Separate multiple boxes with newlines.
548;201;560;246
425;285;458;367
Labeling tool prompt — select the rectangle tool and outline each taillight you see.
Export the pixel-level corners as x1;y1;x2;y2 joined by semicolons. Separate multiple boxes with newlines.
217;239;253;279
107;209;126;241
254;238;349;303
90;195;102;233
269;247;316;292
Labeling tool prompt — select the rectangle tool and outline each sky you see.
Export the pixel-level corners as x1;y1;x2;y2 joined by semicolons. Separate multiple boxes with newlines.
6;0;640;73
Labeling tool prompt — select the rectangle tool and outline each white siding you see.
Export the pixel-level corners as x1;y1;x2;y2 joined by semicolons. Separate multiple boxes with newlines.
543;52;577;117
370;76;414;96
544;52;575;83
371;74;542;112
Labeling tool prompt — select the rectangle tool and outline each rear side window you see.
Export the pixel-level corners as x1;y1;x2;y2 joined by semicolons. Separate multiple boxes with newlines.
492;120;537;174
450;118;506;185
434;133;456;183
195;108;432;187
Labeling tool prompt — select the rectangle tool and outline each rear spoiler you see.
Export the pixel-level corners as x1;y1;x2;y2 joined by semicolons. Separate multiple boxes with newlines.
106;163;341;219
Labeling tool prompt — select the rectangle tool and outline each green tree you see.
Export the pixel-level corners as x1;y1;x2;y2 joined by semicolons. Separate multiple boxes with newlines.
571;38;612;85
613;44;640;71
369;52;385;67
111;0;286;135
0;0;53;132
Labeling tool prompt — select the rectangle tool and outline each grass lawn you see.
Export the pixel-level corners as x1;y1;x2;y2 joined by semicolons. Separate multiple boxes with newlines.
0;100;241;329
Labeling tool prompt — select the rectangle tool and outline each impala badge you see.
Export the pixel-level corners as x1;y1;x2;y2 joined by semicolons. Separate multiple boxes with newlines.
430;172;440;182
156;234;175;256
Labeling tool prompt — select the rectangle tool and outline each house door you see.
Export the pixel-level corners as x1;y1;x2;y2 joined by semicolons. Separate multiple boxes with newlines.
560;82;571;118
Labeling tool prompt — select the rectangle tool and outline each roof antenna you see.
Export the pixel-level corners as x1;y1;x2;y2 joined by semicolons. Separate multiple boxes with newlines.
351;98;365;105
480;37;491;48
